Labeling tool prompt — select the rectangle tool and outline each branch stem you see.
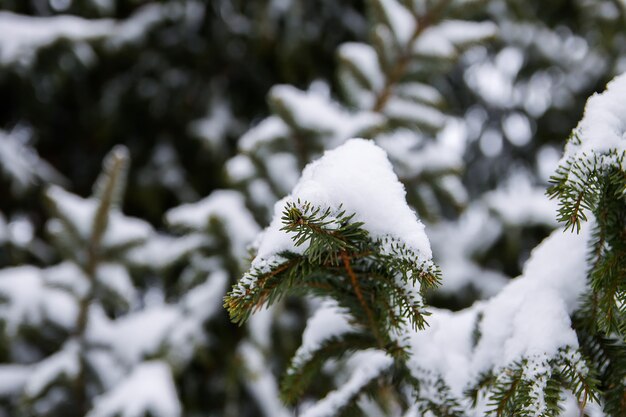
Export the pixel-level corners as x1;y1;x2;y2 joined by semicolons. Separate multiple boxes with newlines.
341;250;383;347
373;0;452;112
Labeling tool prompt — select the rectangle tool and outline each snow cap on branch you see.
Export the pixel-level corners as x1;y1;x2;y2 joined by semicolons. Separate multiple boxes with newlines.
253;138;432;264
565;72;626;159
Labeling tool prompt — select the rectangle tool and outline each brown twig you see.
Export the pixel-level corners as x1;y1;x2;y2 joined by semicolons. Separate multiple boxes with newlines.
340;250;383;347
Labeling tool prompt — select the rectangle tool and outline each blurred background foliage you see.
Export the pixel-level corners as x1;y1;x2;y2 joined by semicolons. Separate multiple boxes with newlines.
0;0;367;228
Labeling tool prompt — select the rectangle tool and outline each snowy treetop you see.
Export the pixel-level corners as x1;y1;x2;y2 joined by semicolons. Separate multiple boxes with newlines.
253;138;432;265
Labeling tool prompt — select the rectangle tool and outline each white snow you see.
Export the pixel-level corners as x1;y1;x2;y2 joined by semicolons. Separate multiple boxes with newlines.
405;225;591;401
376;0;416;45
0;130;37;190
0;267;43;335
46;185;152;249
0;212;6;244
226;154;257;182
0;129;66;192
375;129;463;180
382;97;447;130
269;85;384;147
0;12;113;65
87;268;228;372
4;215;35;248
166;271;229;367
429;205;508;297
338;43;384;91
181;270;228;321
238;342;292;417
396;82;444;106
560;391;605;417
479;129;504;157
266;152;301;194
464;59;516;109
253;138;432;265
91;306;179;365
564;72;626;159
433;20;498;47
24;342;80;398
166;190;260;262
43;262;90;298
0;365;30;397
127;233;208;269
96;263;137;306
107;4;166;47
502;112;532;147
87;349;126;393
406;308;479;396
0;3;192;66
239;116;290;153
484;172;559;228
290;300;355;372
0;266;78;335
413;29;456;58
87;361;181;417
247;304;276;350
537;145;562;182
248;179;278;213
100;214;152;250
301;350;393;417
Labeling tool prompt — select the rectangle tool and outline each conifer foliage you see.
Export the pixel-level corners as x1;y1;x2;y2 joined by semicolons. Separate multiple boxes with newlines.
227;139;438;345
548;74;626;340
226;139;442;415
549;73;626;416
227;75;626;415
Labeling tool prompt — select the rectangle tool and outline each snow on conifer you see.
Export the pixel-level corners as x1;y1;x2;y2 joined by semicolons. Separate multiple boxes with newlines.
552;72;626;228
226;140;440;366
300;350;394;417
404;225;596;415
565;72;626;159
252;138;432;266
548;72;626;352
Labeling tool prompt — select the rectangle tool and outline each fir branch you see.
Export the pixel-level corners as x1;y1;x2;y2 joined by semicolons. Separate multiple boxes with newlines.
574;315;626;416
340;250;383;347
407;367;465;417
75;146;130;415
485;348;600;417
549;146;626;339
227;201;438;340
